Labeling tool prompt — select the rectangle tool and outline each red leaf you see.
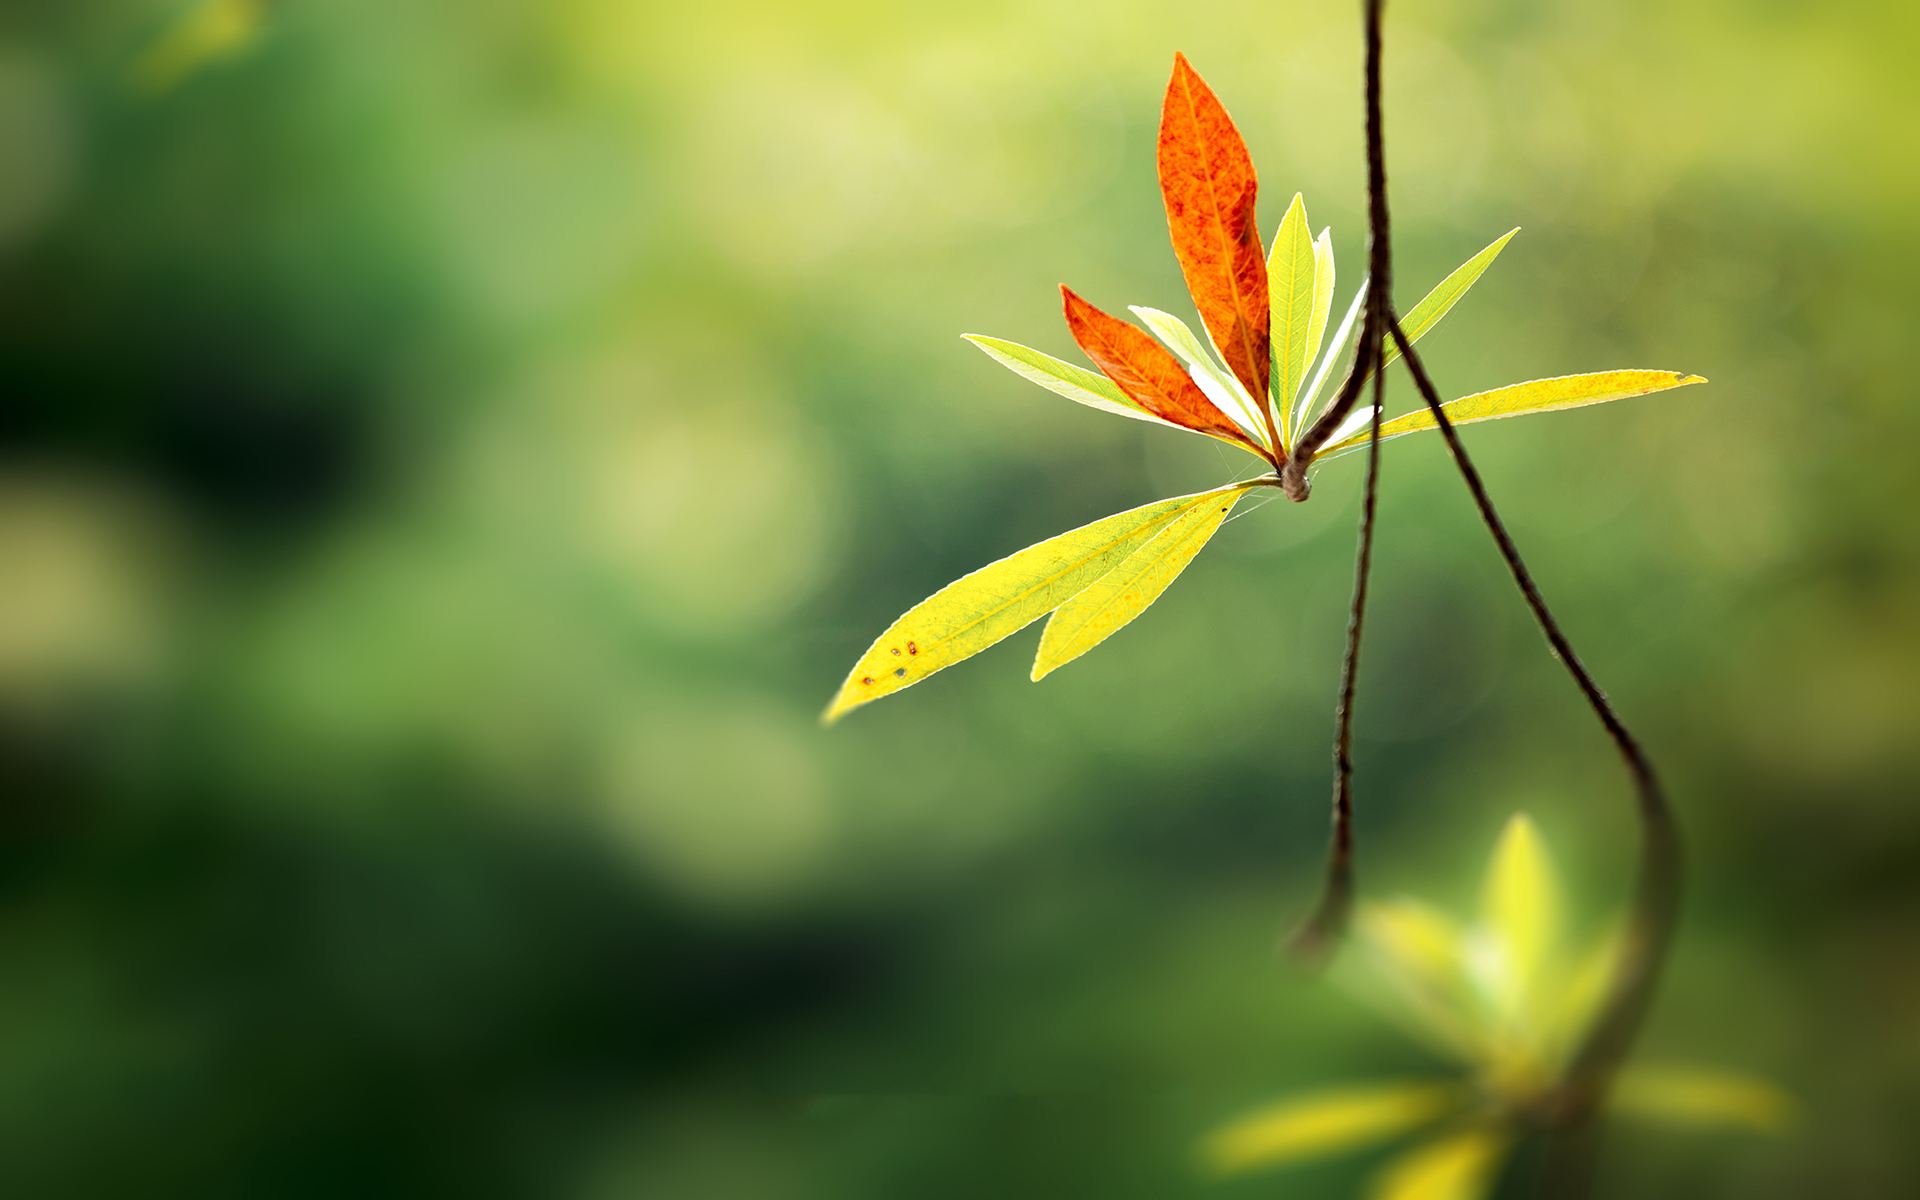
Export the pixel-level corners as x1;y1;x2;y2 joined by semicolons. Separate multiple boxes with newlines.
1158;53;1270;410
1061;285;1267;455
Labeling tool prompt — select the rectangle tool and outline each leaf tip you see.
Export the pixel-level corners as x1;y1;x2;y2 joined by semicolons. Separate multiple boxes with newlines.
1678;372;1707;385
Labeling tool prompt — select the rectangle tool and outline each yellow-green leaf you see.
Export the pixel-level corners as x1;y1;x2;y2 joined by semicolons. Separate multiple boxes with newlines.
1380;229;1519;371
1128;307;1268;444
963;334;1169;426
1317;370;1708;459
1268;193;1317;443
824;489;1237;723
1370;1128;1510;1200
1202;1082;1461;1177
1032;485;1250;680
1613;1067;1797;1134
1477;814;1561;1028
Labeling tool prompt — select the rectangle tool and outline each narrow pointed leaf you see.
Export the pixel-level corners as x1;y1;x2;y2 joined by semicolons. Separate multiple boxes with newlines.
1317;370;1708;459
1033;485;1250;680
824;489;1238;723
1268;193;1316;444
1202;1082;1462;1177
1298;277;1368;432
1381;229;1519;371
1062;286;1268;454
1370;1129;1510;1200
961;335;1176;427
1158;53;1270;406
1129;306;1268;445
1612;1067;1796;1134
1477;815;1561;1027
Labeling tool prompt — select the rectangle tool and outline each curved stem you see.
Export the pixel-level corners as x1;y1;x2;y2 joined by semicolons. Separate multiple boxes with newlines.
1384;313;1682;1180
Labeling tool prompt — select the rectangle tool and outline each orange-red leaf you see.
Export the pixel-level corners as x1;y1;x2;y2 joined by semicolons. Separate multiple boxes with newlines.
1158;53;1270;409
1061;286;1266;455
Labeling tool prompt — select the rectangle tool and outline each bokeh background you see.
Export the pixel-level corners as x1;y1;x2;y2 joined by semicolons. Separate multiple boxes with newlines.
3;0;1916;1195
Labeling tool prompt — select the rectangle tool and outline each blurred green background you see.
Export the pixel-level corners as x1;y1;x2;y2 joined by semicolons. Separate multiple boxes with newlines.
2;0;1916;1195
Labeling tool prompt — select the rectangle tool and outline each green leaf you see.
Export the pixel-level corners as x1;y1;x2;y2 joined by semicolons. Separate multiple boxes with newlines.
1369;1128;1510;1200
1297;276;1368;433
1612;1067;1796;1134
1128;306;1268;445
1033;485;1250;680
962;334;1168;426
824;488;1241;723
1267;193;1317;444
1201;1082;1462;1177
1380;228;1519;371
1317;370;1708;459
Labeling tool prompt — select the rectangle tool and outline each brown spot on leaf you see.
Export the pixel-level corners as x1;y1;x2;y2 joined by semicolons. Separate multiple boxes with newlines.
861;676;874;686
906;641;918;655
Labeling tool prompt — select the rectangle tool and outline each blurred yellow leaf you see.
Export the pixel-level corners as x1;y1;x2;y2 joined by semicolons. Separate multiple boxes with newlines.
1202;1081;1461;1176
131;0;264;95
1319;370;1708;458
1268;193;1317;443
825;488;1241;722
1478;814;1561;1026
1613;1066;1797;1134
1032;486;1250;680
1370;1128;1510;1200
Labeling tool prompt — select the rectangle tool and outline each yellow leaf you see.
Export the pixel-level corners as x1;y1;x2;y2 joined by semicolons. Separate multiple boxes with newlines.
1370;1128;1510;1200
1317;370;1708;459
1031;486;1249;680
1201;1081;1461;1176
823;488;1239;723
1267;193;1317;443
1613;1066;1797;1134
1478;815;1561;1028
